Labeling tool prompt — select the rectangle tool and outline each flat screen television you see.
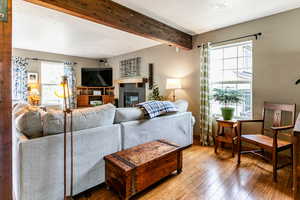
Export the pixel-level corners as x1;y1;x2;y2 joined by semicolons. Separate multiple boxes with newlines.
81;68;113;87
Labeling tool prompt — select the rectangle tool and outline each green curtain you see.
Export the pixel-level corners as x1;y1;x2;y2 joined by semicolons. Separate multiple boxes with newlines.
199;43;213;146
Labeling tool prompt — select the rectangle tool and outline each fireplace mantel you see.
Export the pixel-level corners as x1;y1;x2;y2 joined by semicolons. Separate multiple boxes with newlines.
116;78;148;84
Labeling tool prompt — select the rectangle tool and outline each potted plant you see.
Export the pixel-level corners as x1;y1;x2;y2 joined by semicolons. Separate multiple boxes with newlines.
212;88;243;120
148;84;166;101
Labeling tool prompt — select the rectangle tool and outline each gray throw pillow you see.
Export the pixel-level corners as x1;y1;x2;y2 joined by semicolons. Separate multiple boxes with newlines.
43;103;116;136
173;100;189;112
15;108;44;138
114;107;144;123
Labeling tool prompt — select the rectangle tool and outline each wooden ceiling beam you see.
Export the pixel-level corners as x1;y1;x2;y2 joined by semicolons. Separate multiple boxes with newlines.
24;0;193;50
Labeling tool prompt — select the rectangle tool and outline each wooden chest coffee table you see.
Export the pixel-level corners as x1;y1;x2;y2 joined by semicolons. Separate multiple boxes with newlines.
104;140;183;200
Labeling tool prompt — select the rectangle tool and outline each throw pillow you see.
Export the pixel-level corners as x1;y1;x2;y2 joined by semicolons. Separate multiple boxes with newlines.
43;103;116;136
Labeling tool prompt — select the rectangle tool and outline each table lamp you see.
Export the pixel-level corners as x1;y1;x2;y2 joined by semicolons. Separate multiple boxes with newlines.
55;76;74;200
28;83;40;106
166;78;182;101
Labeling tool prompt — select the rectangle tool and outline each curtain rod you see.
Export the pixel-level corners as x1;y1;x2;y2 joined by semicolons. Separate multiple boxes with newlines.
25;57;77;65
197;32;262;48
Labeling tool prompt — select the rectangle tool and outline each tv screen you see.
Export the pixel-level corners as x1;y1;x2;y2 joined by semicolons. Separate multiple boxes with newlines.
81;68;113;87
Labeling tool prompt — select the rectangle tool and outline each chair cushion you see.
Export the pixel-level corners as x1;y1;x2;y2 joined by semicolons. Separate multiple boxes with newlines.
43;103;116;136
241;134;291;149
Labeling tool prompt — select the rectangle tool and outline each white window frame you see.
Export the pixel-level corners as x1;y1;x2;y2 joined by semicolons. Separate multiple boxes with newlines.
41;61;65;106
209;41;253;119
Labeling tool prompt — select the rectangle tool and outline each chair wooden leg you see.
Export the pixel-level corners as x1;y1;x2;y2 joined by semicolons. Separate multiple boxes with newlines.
215;140;219;154
290;146;294;184
231;139;235;158
272;150;278;182
237;138;241;165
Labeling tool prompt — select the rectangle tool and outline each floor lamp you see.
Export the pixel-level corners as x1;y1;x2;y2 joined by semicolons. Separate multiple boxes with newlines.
55;76;74;200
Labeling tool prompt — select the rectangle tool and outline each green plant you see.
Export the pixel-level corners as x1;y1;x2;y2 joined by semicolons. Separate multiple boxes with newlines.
148;84;166;101
212;88;243;107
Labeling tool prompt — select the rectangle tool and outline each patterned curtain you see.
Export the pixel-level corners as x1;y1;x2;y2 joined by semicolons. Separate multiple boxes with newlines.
64;62;77;108
199;43;213;146
12;57;28;102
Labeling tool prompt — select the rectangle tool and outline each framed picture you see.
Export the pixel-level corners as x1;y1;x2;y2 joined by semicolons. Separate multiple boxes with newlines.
28;72;38;83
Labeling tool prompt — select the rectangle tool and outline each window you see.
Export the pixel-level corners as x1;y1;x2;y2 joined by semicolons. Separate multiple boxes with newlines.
41;61;65;105
210;41;253;119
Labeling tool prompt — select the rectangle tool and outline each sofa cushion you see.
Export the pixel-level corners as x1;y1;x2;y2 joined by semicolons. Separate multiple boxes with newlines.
114;108;144;123
43;103;116;136
15;107;44;138
173;100;188;113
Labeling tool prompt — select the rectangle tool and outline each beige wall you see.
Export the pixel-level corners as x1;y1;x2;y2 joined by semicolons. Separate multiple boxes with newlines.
13;48;101;86
108;45;200;131
194;8;300;121
109;8;300;135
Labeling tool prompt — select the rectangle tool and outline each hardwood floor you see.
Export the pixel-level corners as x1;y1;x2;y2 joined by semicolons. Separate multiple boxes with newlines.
77;145;293;200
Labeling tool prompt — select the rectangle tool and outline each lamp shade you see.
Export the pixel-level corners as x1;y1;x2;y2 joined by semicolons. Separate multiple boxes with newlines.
166;78;182;89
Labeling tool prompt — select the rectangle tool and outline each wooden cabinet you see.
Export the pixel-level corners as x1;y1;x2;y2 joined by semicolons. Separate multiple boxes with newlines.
76;87;114;107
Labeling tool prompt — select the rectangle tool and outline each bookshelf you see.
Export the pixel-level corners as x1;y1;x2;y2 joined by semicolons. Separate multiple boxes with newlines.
77;86;115;107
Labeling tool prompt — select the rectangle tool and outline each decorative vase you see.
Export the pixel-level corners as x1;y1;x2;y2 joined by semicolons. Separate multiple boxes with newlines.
221;107;235;120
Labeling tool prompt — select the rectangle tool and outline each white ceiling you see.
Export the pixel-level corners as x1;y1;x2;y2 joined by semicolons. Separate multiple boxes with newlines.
12;0;160;59
113;0;300;35
13;0;300;59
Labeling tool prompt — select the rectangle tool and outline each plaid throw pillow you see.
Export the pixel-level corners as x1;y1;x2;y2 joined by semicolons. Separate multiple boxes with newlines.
137;101;178;119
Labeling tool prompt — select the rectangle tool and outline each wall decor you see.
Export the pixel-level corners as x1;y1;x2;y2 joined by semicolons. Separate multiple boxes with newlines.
0;0;8;22
120;57;141;78
28;72;38;84
148;63;154;89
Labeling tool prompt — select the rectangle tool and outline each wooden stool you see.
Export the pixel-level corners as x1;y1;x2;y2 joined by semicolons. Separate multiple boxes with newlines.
215;119;238;157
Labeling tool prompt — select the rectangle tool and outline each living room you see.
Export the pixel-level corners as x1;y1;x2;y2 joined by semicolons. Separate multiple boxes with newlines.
1;0;300;200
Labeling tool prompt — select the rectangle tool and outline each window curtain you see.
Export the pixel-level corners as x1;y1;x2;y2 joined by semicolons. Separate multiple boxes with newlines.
199;43;213;146
64;62;77;108
12;56;29;102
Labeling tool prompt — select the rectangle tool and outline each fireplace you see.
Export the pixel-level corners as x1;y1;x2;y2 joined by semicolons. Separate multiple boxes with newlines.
119;83;145;107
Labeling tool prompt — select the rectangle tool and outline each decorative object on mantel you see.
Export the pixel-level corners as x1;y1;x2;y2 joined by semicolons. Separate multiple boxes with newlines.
120;57;141;78
148;84;166;101
54;76;74;200
212;88;243;120
295;79;300;85
148;63;154;89
166;78;182;102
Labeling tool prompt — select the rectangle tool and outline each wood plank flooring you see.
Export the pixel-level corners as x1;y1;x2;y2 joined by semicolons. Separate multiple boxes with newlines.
77;145;293;200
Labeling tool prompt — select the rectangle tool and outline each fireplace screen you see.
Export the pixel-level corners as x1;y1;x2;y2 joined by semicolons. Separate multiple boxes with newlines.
124;92;139;107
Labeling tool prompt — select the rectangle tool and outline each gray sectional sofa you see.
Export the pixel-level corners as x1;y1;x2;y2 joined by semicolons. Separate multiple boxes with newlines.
13;100;194;200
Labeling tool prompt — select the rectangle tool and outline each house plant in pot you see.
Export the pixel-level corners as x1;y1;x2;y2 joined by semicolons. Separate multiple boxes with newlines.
212;88;243;120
